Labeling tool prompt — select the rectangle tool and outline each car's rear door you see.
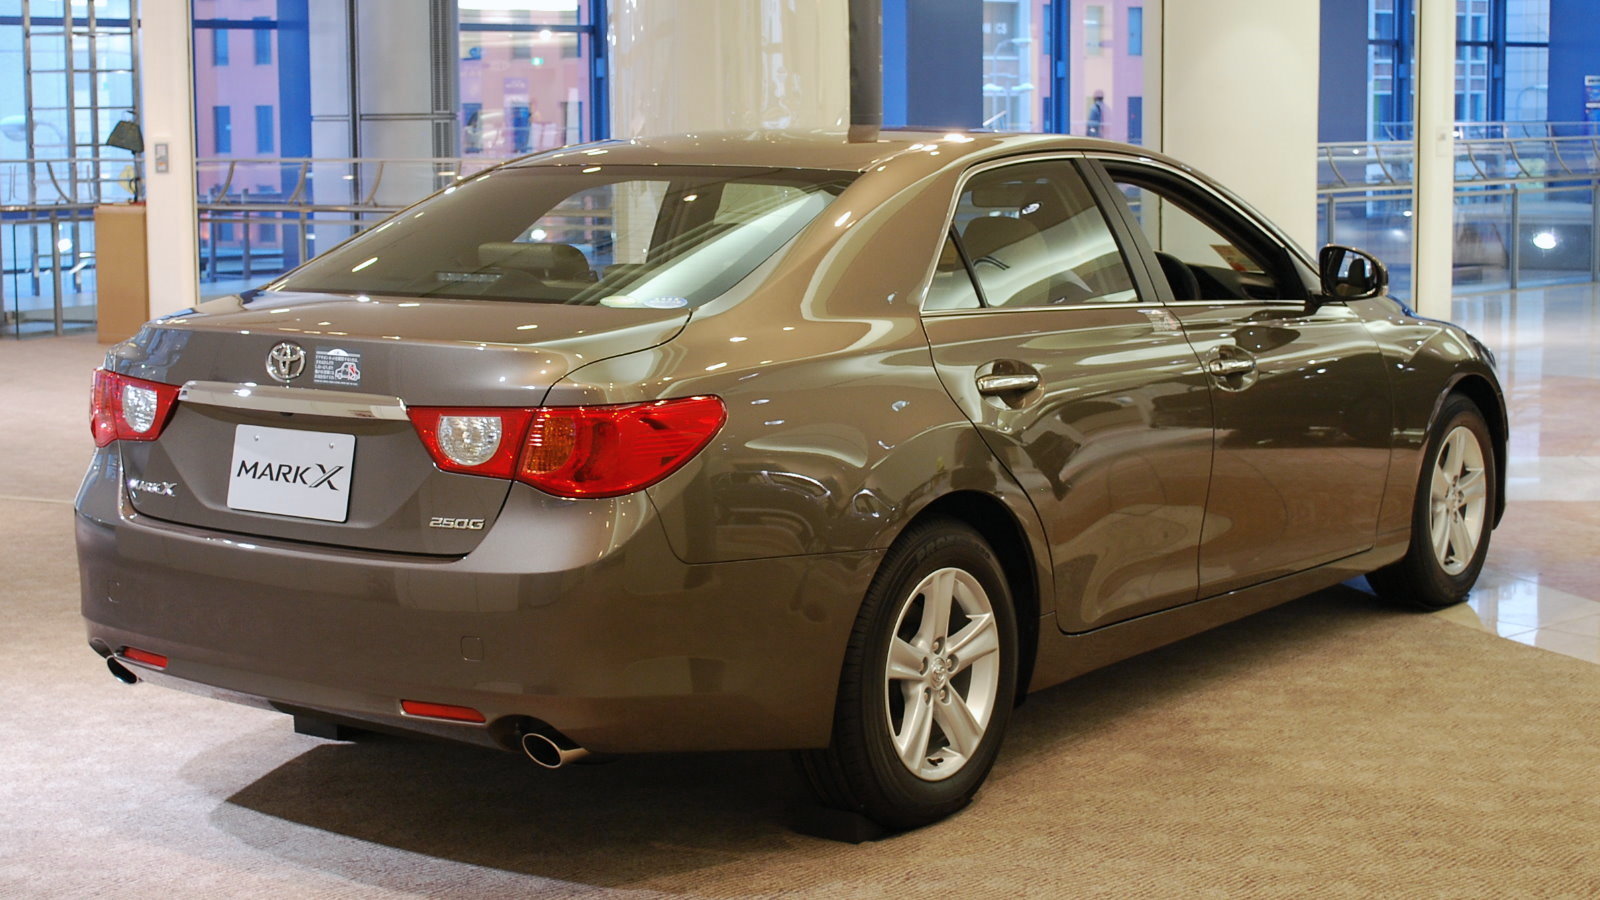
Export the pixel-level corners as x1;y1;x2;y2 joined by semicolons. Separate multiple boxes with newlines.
1088;155;1393;596
919;155;1215;632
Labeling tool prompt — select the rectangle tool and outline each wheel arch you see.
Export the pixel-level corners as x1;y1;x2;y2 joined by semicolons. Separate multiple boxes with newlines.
1444;372;1508;527
894;490;1045;703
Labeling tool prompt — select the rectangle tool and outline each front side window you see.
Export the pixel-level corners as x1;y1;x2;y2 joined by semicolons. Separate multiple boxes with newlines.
1109;165;1302;302
268;166;855;308
951;160;1137;308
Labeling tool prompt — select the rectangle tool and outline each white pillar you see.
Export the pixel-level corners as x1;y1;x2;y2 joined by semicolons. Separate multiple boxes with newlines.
1159;0;1321;251
609;0;851;136
140;0;200;318
1413;0;1457;318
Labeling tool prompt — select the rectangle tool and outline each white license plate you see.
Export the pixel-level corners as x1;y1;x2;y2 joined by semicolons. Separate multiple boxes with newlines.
227;425;356;523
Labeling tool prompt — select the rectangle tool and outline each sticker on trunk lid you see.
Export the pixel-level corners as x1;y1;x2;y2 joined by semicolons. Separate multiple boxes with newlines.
313;347;363;387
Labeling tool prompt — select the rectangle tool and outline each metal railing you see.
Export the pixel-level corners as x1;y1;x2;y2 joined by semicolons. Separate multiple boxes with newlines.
0;157;139;336
0;156;142;206
1366;120;1600;142
1318;135;1600;190
1318;133;1600;298
194;156;503;293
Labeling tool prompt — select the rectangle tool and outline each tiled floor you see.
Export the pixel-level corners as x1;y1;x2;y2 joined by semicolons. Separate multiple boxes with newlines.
1441;283;1600;663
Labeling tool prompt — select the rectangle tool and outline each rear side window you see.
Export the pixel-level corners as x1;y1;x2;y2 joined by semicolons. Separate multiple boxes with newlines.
951;160;1137;308
924;232;983;311
268;165;856;308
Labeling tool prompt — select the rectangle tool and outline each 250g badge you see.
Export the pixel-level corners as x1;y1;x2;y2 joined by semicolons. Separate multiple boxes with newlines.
429;516;485;530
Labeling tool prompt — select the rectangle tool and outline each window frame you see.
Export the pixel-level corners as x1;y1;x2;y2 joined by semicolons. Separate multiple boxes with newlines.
252;16;272;65
212;105;232;154
1082;153;1321;306
254;104;274;154
919;152;1160;316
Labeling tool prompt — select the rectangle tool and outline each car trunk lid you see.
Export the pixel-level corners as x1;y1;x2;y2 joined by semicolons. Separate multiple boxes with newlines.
111;292;687;555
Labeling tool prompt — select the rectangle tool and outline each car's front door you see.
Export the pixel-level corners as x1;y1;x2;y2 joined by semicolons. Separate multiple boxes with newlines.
1093;157;1393;596
920;156;1215;632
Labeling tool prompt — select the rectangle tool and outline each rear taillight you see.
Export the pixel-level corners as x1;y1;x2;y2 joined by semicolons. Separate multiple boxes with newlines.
407;408;535;478
408;396;725;498
91;369;181;447
517;398;728;497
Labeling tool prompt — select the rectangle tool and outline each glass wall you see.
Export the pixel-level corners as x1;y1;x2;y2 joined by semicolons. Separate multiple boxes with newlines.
192;2;295;162
1358;0;1553;140
189;0;607;299
1319;0;1598;300
458;0;601;156
981;0;1147;142
981;0;1046;132
0;0;140;336
192;1;312;297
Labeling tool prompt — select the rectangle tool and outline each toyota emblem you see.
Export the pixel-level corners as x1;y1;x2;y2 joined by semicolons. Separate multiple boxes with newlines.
265;341;307;383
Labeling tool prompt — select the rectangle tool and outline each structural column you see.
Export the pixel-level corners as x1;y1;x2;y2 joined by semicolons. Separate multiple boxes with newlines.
140;0;200;318
1412;0;1457;318
608;0;850;136
1158;0;1320;251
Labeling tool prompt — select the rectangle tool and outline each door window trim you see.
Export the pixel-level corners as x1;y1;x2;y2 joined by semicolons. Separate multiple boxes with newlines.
1085;151;1319;269
1081;152;1323;308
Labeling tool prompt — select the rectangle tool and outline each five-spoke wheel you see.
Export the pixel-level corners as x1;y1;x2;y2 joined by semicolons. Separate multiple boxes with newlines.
799;518;1018;831
884;567;1002;781
1428;425;1489;576
1369;394;1498;609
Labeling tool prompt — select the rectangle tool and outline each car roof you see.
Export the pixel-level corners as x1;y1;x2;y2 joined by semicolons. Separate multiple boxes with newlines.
504;129;1152;174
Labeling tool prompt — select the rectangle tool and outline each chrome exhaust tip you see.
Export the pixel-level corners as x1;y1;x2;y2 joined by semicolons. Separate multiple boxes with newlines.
107;657;139;684
520;731;589;769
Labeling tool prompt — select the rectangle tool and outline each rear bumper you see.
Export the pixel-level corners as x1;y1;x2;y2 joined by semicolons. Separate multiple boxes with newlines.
77;450;878;754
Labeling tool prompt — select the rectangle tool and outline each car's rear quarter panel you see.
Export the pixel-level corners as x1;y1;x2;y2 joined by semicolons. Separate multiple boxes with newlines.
545;155;1057;610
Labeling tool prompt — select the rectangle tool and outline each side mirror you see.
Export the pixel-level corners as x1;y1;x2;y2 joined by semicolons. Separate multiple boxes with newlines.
1318;244;1388;301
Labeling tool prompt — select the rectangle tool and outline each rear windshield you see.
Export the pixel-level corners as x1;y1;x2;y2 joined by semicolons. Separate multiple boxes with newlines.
265;165;856;308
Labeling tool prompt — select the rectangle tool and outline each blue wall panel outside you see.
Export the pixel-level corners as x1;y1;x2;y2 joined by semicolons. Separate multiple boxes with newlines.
1549;0;1600;127
882;0;982;129
1319;0;1369;142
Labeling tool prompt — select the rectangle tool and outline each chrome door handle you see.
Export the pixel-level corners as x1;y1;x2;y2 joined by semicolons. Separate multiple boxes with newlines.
976;373;1041;395
1205;357;1256;377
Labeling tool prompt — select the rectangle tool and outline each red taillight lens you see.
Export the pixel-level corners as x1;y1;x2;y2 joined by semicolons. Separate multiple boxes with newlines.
407;408;534;478
408;396;725;498
517;397;727;498
91;369;181;447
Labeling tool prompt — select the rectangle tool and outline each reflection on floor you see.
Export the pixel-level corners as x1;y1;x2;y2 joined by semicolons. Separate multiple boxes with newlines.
1437;282;1600;663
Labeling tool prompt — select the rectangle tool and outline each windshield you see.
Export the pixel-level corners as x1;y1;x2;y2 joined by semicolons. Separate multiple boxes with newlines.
266;165;857;308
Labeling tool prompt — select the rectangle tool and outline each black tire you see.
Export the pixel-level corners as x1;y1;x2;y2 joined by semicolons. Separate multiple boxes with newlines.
1367;394;1497;610
798;517;1019;831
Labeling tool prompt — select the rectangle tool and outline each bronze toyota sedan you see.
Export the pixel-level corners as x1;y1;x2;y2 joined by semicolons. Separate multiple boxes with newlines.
78;131;1504;831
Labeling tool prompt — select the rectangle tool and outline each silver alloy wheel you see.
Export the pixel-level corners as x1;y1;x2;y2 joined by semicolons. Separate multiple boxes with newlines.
1429;424;1489;576
884;566;1001;781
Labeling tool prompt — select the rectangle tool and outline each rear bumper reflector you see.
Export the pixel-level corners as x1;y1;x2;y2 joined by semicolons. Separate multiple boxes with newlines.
121;647;169;669
400;700;486;724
